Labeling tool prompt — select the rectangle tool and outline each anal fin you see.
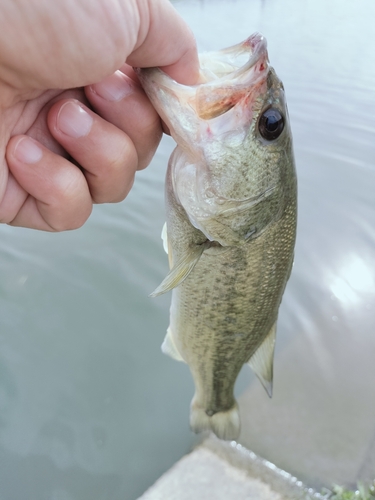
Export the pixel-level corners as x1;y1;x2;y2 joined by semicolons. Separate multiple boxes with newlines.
161;327;185;363
247;321;277;398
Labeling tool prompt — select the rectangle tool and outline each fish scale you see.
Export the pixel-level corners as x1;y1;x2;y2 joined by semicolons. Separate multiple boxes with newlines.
137;33;297;440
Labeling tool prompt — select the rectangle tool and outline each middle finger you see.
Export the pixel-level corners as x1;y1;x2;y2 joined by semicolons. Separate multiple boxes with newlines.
48;98;138;204
85;70;163;171
85;71;162;170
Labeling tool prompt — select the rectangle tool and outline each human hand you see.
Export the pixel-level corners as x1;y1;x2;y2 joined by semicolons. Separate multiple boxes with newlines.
0;0;198;231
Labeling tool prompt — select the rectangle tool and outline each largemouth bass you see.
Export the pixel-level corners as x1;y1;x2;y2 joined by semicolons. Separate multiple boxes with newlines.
137;33;297;441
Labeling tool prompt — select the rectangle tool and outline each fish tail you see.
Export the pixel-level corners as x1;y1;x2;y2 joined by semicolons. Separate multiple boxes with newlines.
190;400;240;441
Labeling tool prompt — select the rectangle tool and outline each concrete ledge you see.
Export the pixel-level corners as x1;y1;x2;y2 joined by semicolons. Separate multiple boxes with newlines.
138;436;323;500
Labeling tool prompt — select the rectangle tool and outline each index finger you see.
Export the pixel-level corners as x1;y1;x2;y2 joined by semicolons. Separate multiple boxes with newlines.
126;0;199;85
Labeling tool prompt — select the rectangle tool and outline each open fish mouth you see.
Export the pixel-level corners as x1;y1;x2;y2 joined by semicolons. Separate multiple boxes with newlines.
137;33;279;247
195;32;269;119
198;32;268;81
135;32;269;123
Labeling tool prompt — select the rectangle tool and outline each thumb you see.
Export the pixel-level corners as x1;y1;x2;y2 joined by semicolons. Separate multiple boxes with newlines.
126;0;199;85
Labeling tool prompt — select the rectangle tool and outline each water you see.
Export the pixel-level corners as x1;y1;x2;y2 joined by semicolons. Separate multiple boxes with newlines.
0;0;374;498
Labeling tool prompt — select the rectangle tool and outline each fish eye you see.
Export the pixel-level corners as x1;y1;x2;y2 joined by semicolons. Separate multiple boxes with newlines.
258;108;284;141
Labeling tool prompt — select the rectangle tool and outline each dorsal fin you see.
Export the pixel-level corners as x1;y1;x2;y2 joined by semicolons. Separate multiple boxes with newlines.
247;321;277;397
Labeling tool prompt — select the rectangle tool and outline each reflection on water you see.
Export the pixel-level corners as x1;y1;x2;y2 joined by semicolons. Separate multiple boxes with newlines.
330;255;374;306
0;0;374;498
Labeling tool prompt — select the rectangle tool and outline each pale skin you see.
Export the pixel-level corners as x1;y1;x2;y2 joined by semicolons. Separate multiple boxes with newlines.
0;0;199;231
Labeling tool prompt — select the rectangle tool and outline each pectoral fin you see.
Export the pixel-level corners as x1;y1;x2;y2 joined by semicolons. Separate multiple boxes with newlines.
150;242;209;297
247;321;277;398
161;327;185;363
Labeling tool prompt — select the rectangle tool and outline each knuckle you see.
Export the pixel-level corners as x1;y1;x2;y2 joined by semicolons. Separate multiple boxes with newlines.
43;174;92;231
111;140;138;174
89;140;137;204
0;207;14;225
45;206;92;232
131;113;162;171
91;173;134;204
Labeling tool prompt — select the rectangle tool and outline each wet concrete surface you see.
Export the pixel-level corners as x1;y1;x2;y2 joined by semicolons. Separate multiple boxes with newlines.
138;436;320;500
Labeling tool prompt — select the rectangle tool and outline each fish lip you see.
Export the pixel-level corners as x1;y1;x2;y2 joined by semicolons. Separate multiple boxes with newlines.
135;32;268;90
135;33;269;126
217;32;268;81
135;32;270;132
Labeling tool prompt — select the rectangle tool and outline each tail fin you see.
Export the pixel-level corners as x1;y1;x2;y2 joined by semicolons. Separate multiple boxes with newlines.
190;400;240;441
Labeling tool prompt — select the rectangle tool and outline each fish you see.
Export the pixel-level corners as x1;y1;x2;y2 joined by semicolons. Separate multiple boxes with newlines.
136;33;297;441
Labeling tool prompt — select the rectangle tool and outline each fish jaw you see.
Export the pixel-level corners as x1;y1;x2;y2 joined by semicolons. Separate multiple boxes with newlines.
136;33;269;156
166;73;292;246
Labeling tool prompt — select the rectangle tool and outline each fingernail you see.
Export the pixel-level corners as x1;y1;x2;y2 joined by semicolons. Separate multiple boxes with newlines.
57;101;93;138
91;71;133;101
14;137;43;164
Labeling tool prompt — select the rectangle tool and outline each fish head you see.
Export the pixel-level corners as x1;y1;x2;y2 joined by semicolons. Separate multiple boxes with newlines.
137;34;295;246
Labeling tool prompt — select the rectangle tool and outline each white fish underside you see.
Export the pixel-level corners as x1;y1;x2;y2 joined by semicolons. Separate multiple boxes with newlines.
137;33;297;441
